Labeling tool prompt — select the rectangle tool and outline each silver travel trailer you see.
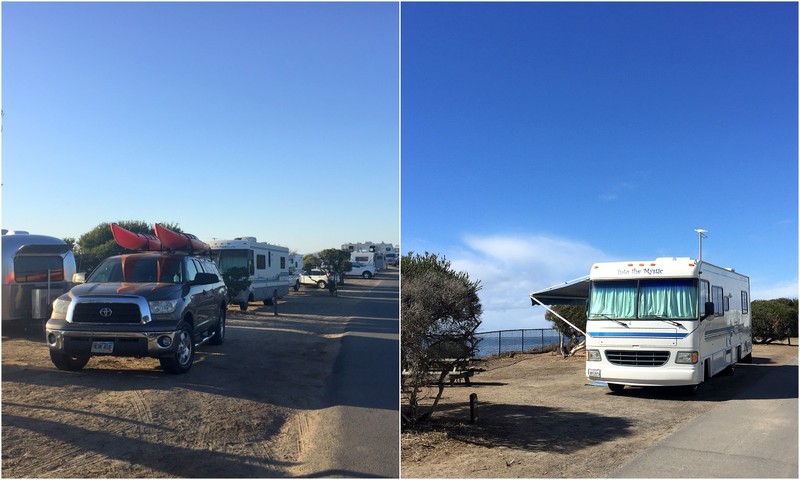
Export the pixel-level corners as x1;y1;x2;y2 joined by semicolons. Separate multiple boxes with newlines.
2;230;77;322
207;236;293;310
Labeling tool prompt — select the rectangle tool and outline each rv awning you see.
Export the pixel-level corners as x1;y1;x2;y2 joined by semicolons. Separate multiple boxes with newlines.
529;275;590;306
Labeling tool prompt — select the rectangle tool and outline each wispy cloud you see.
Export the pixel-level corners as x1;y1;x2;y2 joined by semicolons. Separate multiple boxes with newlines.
447;233;609;330
598;181;637;202
752;278;798;300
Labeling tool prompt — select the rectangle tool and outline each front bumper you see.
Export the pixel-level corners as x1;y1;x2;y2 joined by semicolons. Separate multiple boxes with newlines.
46;327;181;358
586;363;703;387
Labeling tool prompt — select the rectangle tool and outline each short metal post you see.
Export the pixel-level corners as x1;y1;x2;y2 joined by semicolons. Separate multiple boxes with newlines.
498;331;502;355
541;329;545;350
469;393;478;424
521;329;525;353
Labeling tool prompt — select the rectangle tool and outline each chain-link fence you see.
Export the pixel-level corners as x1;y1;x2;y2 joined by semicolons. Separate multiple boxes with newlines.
473;328;564;358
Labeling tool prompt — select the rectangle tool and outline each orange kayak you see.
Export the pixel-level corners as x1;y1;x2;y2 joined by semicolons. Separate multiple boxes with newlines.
111;223;163;251
154;223;210;252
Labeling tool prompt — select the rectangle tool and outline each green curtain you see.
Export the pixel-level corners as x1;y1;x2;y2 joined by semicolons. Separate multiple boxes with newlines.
590;281;637;319
639;280;697;319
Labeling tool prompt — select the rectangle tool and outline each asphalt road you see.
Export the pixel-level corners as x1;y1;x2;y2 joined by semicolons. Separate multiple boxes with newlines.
614;356;799;478
298;269;399;477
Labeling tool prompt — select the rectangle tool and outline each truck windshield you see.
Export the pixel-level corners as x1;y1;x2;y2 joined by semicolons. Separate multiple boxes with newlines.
589;279;698;320
211;249;251;275
88;256;183;284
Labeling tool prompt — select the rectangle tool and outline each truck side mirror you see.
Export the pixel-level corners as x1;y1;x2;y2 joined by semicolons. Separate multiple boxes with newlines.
72;273;86;284
702;301;715;320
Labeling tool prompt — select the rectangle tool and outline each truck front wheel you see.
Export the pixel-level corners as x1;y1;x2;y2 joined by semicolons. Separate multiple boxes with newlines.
160;323;195;374
317;280;327;289
50;351;90;371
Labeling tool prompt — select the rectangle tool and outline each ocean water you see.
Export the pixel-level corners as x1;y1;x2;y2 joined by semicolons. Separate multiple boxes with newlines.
473;329;570;358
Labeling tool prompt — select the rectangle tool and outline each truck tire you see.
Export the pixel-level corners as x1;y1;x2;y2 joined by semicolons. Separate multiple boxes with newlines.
317;280;327;289
209;306;225;346
50;351;90;371
239;302;248;311
607;383;625;393
362;271;373;279
160;322;194;374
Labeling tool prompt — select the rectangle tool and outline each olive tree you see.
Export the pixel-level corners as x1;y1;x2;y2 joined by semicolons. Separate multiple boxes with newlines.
544;305;587;356
401;252;482;426
752;298;798;345
317;249;352;285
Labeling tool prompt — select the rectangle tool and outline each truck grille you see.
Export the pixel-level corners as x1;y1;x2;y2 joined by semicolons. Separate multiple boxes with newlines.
72;303;142;324
606;350;670;367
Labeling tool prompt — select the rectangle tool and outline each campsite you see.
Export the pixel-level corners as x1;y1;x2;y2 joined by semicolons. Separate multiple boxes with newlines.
401;340;797;478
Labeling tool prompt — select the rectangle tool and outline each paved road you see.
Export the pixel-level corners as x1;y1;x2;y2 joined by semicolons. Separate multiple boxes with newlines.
299;270;399;477
614;358;798;478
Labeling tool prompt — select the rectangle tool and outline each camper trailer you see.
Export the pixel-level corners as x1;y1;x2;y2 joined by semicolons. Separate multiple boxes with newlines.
2;230;77;323
208;237;293;310
531;257;751;393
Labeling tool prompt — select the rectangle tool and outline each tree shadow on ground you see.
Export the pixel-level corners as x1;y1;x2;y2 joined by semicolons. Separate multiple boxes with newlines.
420;401;634;454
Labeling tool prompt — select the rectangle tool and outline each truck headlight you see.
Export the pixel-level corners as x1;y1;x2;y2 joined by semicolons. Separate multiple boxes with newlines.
148;300;179;315
52;295;71;316
587;349;602;362
676;351;698;364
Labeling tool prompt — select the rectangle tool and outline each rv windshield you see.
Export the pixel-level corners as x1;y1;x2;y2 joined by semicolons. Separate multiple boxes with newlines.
589;279;698;320
211;249;252;275
87;256;183;284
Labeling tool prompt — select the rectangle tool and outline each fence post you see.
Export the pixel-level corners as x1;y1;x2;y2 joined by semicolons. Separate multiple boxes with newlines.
541;329;544;350
521;329;525;353
498;331;502;356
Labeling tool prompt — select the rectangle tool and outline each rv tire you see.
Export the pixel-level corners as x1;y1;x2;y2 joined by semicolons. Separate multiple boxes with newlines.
50;351;90;371
239;302;249;311
607;383;625;393
317;280;327;289
362;271;373;279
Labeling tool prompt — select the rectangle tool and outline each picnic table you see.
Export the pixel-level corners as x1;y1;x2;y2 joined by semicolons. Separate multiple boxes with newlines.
402;358;486;387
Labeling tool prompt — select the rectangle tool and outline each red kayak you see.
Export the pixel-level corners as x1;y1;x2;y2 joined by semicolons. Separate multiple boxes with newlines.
111;223;163;251
154;223;210;252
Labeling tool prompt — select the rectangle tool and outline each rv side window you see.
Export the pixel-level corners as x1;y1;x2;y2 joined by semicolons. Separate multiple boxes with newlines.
712;286;724;316
723;296;730;312
268;252;272;268
700;280;710;313
13;256;65;282
248;250;255;275
280;257;286;269
741;291;749;314
257;254;266;270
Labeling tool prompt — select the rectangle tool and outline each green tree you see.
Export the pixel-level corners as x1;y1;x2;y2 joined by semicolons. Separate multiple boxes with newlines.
74;221;182;274
303;254;321;273
317;248;352;285
752;298;798;344
401;252;482;426
544;305;587;356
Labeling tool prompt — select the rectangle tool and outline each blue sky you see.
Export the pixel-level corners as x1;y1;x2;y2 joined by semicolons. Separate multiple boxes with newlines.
402;2;798;330
2;2;399;254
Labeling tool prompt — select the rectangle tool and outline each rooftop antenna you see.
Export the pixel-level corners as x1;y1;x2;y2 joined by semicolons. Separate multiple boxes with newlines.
694;229;708;270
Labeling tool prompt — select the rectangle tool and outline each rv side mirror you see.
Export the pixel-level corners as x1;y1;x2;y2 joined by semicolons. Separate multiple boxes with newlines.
702;301;715;319
72;273;86;284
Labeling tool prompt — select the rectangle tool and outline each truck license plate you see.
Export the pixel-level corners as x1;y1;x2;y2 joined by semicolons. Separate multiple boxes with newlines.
588;368;601;378
91;341;114;354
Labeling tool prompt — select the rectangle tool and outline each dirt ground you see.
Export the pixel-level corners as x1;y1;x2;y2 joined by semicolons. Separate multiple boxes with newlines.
1;273;396;478
401;341;798;478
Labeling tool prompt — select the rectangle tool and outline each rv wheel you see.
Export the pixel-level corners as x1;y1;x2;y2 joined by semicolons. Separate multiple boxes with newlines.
607;383;625;393
362;271;373;279
239;302;249;311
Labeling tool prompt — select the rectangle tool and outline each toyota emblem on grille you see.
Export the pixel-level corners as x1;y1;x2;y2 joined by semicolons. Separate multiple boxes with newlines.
99;307;113;318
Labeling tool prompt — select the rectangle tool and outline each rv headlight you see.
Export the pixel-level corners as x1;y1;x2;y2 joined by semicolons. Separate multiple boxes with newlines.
148;300;179;315
676;351;698;364
587;349;602;362
52;295;71;316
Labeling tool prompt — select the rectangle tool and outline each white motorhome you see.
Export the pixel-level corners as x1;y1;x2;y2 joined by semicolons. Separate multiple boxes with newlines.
208;237;293;311
531;257;752;393
2;230;77;322
350;251;381;269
